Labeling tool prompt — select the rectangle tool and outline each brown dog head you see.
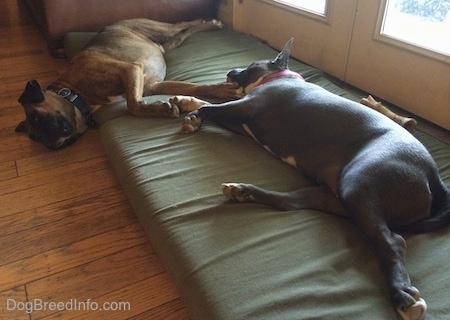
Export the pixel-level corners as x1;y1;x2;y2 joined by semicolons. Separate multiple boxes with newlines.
16;80;90;149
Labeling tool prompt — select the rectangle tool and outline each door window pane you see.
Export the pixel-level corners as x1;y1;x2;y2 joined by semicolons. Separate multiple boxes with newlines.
381;0;450;56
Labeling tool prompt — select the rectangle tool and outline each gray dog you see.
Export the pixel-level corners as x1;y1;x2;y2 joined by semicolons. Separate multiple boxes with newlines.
173;39;449;320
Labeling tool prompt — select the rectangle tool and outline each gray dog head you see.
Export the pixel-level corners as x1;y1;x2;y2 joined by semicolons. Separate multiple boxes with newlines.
226;38;294;92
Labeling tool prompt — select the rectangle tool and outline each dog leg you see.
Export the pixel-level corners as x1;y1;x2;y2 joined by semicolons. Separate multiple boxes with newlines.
339;182;427;320
222;183;346;215
359;95;417;132
221;182;427;320
123;62;180;117
162;19;224;51
354;218;426;320
180;99;253;133
115;18;214;46
149;81;243;101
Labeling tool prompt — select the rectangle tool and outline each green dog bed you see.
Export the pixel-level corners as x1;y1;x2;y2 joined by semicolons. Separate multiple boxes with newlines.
65;28;450;320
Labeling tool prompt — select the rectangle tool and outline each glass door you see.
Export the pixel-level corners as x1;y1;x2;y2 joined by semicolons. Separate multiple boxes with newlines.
228;0;358;78
219;0;450;129
377;0;450;62
345;0;450;129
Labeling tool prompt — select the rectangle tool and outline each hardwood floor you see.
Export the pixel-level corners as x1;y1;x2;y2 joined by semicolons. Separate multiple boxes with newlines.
0;1;190;319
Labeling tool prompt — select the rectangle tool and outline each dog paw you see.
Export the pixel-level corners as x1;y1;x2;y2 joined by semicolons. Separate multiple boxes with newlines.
179;114;202;134
212;19;224;28
222;183;254;203
395;287;427;320
201;19;224;31
214;82;244;100
397;299;427;320
154;101;180;118
169;96;207;112
204;19;224;28
162;101;180;118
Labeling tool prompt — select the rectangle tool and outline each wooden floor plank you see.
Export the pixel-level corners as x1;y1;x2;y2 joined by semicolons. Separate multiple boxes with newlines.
36;272;181;320
1;54;64;79
0;198;137;266
0;286;30;320
0;160;119;216
0;223;147;293
27;243;166;319
0;186;128;237
126;298;191;320
15;131;106;176
0;1;190;319
0;160;17;182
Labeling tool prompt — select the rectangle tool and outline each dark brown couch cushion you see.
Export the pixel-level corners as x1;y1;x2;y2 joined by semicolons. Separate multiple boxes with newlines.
24;0;217;56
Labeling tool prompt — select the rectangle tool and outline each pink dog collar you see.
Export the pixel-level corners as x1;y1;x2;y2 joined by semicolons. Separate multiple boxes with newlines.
259;70;304;86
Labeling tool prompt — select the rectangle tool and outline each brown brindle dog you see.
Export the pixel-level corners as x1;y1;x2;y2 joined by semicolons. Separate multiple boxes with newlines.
16;18;240;149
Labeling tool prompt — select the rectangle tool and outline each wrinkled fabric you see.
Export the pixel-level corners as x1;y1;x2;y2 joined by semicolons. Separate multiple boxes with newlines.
67;29;450;320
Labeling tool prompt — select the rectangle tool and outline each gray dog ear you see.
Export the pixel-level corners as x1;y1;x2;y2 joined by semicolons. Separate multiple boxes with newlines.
272;38;294;70
18;80;45;105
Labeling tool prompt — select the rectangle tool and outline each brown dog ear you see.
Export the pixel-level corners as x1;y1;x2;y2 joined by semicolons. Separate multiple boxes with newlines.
18;80;45;105
15;120;28;133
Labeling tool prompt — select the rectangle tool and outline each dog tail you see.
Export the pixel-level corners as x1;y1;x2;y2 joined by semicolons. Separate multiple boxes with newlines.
398;179;450;234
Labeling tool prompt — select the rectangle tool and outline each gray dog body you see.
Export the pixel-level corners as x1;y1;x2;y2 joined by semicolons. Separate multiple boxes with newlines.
179;39;450;320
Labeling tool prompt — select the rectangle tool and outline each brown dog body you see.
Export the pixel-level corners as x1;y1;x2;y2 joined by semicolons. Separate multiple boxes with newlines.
16;18;239;149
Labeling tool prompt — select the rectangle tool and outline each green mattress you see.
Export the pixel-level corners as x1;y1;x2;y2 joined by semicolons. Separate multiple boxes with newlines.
66;29;450;319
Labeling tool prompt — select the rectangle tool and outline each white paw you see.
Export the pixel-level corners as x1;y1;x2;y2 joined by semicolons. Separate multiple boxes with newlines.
212;19;224;28
179;114;201;134
397;298;427;320
221;183;252;203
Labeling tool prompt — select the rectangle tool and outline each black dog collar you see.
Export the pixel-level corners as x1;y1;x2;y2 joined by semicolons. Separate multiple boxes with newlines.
51;86;95;127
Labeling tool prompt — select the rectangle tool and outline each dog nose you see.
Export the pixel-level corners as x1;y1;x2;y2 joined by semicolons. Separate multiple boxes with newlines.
227;68;244;83
227;68;243;78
